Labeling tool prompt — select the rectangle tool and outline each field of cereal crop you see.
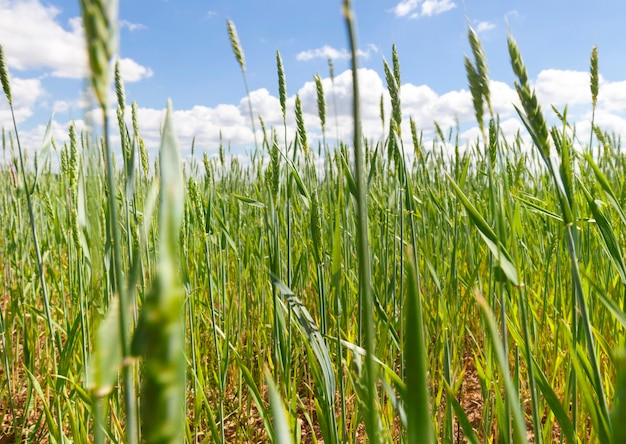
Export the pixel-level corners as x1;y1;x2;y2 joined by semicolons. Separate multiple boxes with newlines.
1;1;626;442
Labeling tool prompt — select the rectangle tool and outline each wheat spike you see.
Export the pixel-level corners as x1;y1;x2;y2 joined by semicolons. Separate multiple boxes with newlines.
115;59;125;114
590;46;599;111
314;74;326;133
295;94;308;155
468;26;492;115
508;34;550;160
227;19;246;73
79;0;118;109
276;51;287;120
0;44;12;105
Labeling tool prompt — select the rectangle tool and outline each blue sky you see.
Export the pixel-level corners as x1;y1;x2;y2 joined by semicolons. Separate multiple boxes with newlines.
1;0;626;161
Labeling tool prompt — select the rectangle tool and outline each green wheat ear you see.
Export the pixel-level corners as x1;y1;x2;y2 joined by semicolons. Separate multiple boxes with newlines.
276;51;287;120
295;94;308;155
465;55;484;138
0;44;12;104
314;74;326;133
79;0;118;110
467;26;492;114
115;59;125;114
590;46;599;110
383;58;401;135
227;19;246;73
507;33;550;161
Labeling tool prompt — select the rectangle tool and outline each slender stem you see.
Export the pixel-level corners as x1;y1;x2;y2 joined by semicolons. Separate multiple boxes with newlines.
204;234;225;443
101;111;138;444
343;2;378;442
242;75;259;151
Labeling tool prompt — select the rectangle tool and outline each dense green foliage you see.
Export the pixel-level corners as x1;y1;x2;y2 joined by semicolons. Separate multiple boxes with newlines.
1;1;626;443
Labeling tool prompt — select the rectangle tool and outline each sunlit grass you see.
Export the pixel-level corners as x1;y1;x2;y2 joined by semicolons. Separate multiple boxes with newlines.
1;1;626;443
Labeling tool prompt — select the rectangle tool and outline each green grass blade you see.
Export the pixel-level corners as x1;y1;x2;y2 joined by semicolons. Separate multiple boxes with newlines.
583;152;626;226
612;350;626;443
89;297;122;396
233;193;266;208
475;293;529;444
446;172;519;285
266;368;293;444
531;358;575;443
579;180;626;283
404;248;434;444
273;280;336;402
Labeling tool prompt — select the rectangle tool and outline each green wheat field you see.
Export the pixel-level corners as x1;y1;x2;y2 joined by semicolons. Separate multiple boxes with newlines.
1;1;626;443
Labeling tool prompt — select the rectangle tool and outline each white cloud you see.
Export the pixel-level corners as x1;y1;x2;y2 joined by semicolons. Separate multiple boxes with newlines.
498;118;524;139
239;88;283;125
490;80;520;116
296;45;374;62
475;21;496;34
6;65;626;167
392;0;456;18
90;69;626;155
0;0;152;81
535;69;591;106
393;0;420;17
0;1;86;78
421;0;456;17
598;79;626;112
0;77;46;124
52;90;93;115
118;58;154;83
120;19;147;32
590;111;626;135
296;68;388;140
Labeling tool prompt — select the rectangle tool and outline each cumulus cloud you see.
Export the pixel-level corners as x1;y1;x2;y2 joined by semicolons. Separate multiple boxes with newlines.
490;80;520;116
52;90;94;115
0;77;46;124
598;79;626;112
392;0;456;19
296;44;376;62
118;58;154;83
535;69;591;106
0;1;86;78
113;67;515;156
0;0;152;81
6;64;626;166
